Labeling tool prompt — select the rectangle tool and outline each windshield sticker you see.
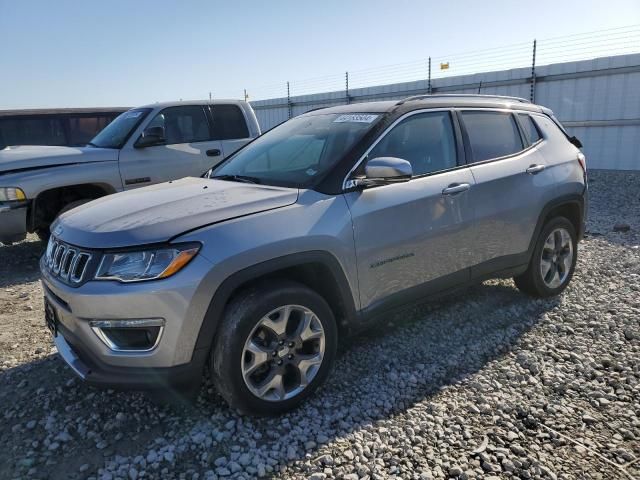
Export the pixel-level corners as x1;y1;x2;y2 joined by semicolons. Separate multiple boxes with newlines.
124;111;143;119
306;168;317;176
333;114;379;124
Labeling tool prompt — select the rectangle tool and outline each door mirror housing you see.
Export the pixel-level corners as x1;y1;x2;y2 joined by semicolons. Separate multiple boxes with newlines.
569;135;583;149
135;126;165;148
351;157;413;188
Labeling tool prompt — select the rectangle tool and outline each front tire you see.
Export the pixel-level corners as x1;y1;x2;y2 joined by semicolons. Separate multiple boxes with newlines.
36;199;92;242
514;216;577;298
210;280;337;415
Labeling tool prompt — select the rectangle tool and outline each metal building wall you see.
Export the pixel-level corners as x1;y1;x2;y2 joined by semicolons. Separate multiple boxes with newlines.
251;53;640;170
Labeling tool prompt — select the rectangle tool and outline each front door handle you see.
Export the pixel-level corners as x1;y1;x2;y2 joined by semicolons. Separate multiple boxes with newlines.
206;149;221;157
442;183;471;196
526;164;546;175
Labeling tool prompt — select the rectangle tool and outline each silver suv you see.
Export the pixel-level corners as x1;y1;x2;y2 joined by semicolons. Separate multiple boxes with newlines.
40;95;587;414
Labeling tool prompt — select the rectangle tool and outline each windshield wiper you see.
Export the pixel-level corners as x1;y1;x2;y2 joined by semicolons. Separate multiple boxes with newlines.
211;174;261;184
86;142;99;147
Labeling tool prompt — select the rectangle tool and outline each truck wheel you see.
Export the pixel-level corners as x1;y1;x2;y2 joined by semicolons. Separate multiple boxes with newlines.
36;228;50;242
36;199;91;242
514;216;577;298
210;280;337;415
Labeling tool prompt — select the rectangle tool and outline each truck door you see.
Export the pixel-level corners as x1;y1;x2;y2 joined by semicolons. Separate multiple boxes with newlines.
118;105;223;188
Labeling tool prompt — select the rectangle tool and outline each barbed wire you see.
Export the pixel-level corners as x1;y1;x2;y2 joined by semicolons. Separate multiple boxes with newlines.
227;24;640;101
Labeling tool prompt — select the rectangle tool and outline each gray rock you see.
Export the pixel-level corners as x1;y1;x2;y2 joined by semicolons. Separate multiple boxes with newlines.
215;467;231;476
146;451;158;464
449;465;463;477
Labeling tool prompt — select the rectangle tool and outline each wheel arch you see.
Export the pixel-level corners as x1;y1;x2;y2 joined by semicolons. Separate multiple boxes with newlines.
527;194;585;264
29;183;117;232
192;251;358;357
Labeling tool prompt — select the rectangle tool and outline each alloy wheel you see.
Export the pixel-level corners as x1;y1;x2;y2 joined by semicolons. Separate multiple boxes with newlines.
241;305;325;402
540;227;573;289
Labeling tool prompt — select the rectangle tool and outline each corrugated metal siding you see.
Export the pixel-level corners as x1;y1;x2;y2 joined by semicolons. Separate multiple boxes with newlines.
251;53;640;170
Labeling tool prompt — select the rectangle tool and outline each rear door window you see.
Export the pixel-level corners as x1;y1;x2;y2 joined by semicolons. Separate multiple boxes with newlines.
517;113;542;144
210;105;250;140
0;117;66;148
461;111;524;162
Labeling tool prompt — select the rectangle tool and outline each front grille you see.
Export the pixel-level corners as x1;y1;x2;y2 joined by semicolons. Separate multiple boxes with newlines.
45;237;93;285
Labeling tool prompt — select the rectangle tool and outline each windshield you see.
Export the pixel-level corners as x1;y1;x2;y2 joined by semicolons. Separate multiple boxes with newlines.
211;113;381;188
89;108;151;149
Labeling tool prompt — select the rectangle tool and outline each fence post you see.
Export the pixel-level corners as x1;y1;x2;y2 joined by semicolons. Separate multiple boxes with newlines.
244;89;248;102
530;39;537;103
345;71;350;104
287;81;292;119
427;57;432;94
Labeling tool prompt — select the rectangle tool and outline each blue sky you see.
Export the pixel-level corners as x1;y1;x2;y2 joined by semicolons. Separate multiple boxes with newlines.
1;0;639;109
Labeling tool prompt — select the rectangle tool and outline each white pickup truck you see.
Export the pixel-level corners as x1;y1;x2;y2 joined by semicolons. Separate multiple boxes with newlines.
0;100;260;244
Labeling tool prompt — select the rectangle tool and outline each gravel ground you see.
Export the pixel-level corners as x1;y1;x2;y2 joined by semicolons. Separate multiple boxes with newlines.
1;170;638;480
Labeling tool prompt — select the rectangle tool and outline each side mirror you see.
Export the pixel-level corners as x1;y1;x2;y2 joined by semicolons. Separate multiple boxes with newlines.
569;135;583;149
135;126;165;148
352;157;413;188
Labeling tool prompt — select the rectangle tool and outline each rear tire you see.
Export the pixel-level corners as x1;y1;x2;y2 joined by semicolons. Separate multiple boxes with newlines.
210;280;337;415
514;216;577;298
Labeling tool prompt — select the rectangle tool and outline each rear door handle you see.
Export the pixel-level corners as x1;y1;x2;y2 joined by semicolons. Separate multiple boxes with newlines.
206;149;221;157
442;183;471;195
526;164;546;175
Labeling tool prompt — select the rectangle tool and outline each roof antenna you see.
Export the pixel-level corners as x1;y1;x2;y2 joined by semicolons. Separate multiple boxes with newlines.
477;81;483;94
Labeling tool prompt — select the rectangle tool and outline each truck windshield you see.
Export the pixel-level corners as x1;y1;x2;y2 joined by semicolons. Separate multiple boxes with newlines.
211;113;382;188
89;108;151;149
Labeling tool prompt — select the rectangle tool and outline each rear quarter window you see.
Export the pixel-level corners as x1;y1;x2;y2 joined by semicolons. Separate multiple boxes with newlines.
531;114;570;145
461;111;523;162
211;105;250;140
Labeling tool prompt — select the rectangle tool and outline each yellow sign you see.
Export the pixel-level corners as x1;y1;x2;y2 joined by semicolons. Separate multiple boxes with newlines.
440;62;450;70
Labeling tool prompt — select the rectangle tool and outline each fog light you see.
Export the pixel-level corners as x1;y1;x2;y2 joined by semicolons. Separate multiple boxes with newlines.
90;319;165;352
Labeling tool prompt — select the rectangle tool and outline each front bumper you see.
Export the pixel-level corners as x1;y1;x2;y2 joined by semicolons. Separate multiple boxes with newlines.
40;253;215;389
0;203;28;243
51;325;207;390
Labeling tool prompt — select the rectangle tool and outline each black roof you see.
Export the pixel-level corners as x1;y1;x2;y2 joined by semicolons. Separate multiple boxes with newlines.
302;95;543;116
0;107;129;118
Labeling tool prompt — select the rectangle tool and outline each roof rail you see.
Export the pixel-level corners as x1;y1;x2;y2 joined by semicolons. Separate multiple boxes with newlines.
396;94;531;106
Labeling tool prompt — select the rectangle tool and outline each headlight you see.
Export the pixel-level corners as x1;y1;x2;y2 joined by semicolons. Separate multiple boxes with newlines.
95;243;200;282
0;187;26;202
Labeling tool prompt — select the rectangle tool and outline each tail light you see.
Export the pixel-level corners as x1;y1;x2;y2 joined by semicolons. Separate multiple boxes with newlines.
577;152;586;173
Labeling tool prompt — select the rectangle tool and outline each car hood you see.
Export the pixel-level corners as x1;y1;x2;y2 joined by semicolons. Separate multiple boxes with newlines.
53;177;299;248
0;145;118;174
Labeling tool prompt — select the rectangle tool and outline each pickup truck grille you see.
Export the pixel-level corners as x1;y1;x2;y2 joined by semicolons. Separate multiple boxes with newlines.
45;237;93;285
